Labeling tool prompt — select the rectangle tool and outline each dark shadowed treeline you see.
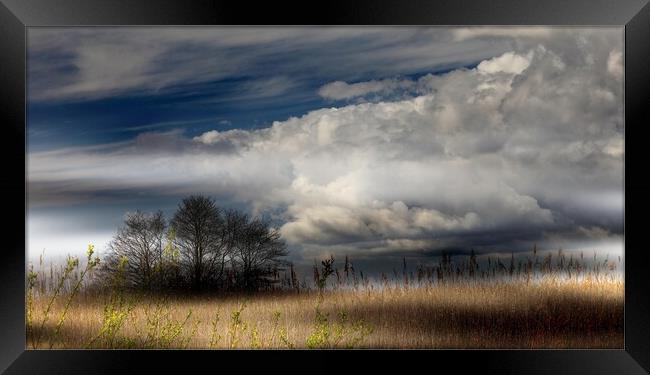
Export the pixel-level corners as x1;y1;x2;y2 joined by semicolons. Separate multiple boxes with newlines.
99;195;288;292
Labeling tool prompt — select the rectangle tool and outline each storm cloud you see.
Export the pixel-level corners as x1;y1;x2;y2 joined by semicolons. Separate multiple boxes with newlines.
27;27;623;263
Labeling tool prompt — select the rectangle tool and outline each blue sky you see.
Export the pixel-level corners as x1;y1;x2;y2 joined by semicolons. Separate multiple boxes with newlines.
28;28;496;151
27;27;624;268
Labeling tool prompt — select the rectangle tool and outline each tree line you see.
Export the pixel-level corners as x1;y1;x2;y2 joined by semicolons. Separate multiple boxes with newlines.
99;195;288;292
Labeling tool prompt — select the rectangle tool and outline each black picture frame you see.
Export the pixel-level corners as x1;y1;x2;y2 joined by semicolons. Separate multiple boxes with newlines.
1;0;648;373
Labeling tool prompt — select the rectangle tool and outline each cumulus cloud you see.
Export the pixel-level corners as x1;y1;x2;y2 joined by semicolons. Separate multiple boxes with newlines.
317;51;534;102
476;51;532;75
28;28;623;261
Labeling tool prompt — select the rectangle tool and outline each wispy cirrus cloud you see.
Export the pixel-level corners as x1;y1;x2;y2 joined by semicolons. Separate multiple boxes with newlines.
28;27;510;103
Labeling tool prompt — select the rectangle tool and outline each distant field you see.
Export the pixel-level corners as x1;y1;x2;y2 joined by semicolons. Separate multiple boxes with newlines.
28;277;623;349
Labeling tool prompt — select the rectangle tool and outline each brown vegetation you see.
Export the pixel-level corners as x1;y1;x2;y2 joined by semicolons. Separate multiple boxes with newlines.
27;246;623;349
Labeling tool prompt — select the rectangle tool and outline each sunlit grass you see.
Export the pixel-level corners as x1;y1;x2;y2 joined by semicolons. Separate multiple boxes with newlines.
29;276;623;349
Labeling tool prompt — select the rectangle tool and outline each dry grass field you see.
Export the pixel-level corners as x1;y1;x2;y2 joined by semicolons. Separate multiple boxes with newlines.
27;275;623;349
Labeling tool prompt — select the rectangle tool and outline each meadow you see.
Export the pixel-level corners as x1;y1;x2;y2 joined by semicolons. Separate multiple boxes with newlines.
26;249;624;349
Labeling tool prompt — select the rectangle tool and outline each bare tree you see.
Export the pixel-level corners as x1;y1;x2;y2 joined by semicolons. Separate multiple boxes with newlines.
170;195;227;291
100;195;289;293
102;210;166;290
220;209;248;288
230;215;288;291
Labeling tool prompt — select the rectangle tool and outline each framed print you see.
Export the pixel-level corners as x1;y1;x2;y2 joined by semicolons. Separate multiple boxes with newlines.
1;0;649;373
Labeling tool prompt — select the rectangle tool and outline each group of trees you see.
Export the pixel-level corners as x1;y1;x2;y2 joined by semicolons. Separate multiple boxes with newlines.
100;195;288;292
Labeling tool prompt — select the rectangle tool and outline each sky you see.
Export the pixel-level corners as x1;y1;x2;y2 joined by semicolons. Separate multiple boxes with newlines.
27;27;624;269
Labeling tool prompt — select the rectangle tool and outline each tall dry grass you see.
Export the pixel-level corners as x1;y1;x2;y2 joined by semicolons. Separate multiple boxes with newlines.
27;247;624;349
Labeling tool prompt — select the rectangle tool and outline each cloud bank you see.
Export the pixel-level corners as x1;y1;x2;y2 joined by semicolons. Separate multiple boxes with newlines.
28;28;623;262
